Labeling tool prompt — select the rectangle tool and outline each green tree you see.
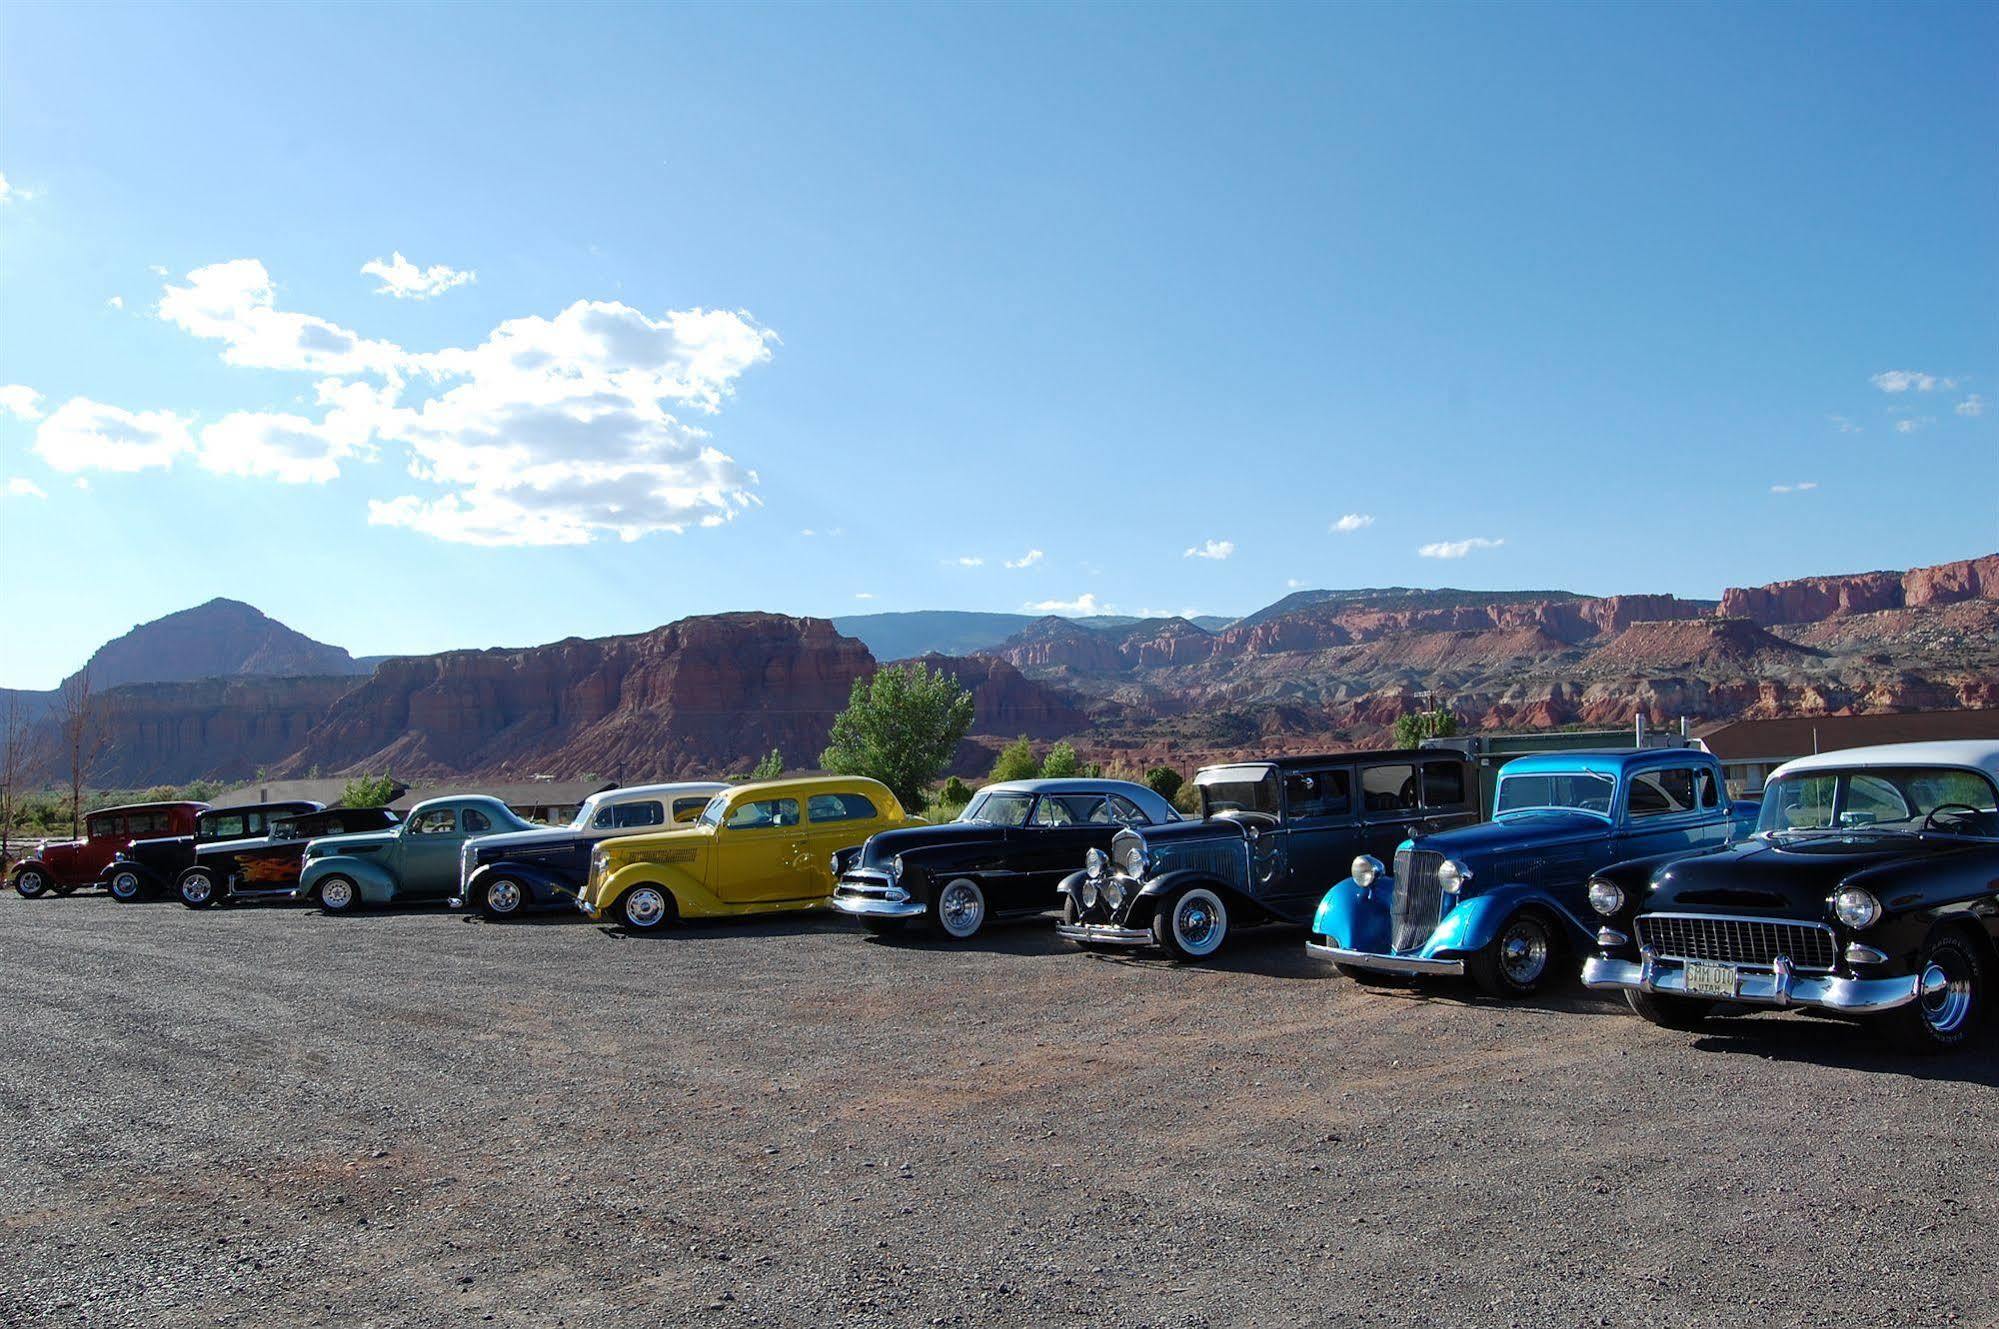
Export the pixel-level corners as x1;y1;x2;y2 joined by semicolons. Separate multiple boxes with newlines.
1144;766;1184;802
819;663;975;812
989;735;1040;784
1040;740;1082;779
750;748;785;781
941;776;972;806
1392;707;1459;748
338;774;399;808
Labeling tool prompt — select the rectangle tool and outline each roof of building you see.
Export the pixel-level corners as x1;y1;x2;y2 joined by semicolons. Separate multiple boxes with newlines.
1696;709;1999;761
210;778;408;809
1771;741;1999;783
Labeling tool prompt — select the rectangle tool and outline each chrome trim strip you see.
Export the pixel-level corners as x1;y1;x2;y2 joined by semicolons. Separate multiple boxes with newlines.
1845;943;1889;965
830;894;925;919
1055;922;1152;946
1583;954;1920;1014
1306;941;1466;977
1595;927;1629;948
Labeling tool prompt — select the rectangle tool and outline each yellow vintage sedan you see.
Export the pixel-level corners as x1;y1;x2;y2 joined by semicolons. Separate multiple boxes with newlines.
576;776;914;932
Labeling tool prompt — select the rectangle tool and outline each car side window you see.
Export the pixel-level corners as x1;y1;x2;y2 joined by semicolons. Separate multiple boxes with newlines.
727;797;799;829
207;814;248;839
1696;769;1719;809
1628;769;1696;818
409;808;458;835
1360;764;1417;816
606;800;665;829
808;793;879;824
671;797;709;823
89;816;119;839
1841;775;1909;825
1285;768;1352;821
1032;794;1105;826
1108;794;1151;826
1420;763;1468;812
462;808;493;834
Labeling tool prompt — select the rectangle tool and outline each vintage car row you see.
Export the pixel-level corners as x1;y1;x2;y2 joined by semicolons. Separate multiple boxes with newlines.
178;805;403;908
8;800;209;897
107;799;323;901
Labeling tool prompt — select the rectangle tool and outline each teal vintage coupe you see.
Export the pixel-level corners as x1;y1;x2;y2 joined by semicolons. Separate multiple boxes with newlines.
294;795;535;913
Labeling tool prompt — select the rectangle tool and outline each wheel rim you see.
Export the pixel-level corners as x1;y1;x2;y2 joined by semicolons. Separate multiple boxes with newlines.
1499;920;1550;986
1174;891;1225;956
938;880;983;938
624;888;666;928
1919;957;1974;1035
183;874;213;904
487;880;522;914
111;872;139;898
19;871;44;894
321;879;354;910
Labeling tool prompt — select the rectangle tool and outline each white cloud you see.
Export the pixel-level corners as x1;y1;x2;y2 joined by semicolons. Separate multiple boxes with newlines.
1184;538;1234;561
0;384;45;420
1769;481;1819;494
1958;395;1985;418
1137;606;1200;619
1027;593;1112;615
106;295;125;311
800;528;817;537
1330;513;1374;534
1286;578;1307;589
1871;370;1955;394
0;172;10;203
33;398;194;473
3;477;47;500
1004;548;1044;569
362;251;477;300
1827;414;1862;434
160;259;405;376
149;264;169;277
853;591;876;601
1417;536;1504;559
0;172;28;204
1894;417;1933;435
953;556;984;567
198;380;392;484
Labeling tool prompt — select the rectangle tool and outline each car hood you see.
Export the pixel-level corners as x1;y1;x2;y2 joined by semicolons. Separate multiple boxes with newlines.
1130;816;1252;846
469;824;588;857
1421;810;1609;858
308;829;398;855
857;822;1006;866
1642;834;1960;914
124;834;195;859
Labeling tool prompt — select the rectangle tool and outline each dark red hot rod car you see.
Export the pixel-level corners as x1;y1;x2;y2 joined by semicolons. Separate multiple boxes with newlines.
7;801;208;898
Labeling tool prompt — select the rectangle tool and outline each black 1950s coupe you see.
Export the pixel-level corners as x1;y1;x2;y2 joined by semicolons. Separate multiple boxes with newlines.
830;778;1182;940
1584;740;1999;1053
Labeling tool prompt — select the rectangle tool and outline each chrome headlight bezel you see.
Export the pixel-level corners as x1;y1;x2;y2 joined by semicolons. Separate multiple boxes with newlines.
1436;859;1472;894
828;851;842;876
1085;848;1109;879
1832;886;1881;930
1586;878;1625;918
1101;877;1126;911
888;854;903;882
1077;877;1099;909
1351;855;1383;888
1116;842;1148;879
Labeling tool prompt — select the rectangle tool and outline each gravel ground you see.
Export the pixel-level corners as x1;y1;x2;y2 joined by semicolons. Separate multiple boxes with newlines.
2;890;1995;1329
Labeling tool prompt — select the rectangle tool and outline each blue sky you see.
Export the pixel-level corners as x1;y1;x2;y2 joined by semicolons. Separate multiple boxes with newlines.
1;1;1993;689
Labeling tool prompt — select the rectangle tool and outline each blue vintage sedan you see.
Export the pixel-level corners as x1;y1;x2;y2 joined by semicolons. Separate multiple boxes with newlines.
1307;748;1758;996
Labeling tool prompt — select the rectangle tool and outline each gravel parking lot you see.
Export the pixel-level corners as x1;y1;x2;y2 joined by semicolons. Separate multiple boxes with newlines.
2;891;1994;1329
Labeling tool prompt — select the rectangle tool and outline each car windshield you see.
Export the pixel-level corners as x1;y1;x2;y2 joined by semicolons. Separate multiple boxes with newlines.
960;791;1033;827
698;792;730;827
1494;770;1617;816
570;795;605;830
1197;766;1281;818
1759;766;1999;838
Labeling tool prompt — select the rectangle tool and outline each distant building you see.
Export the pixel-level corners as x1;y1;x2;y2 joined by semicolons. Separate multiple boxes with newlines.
207;777;407;810
1695;709;1999;794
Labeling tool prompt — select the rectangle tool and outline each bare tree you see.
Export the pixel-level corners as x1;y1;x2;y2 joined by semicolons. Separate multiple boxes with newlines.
56;668;115;840
0;691;36;864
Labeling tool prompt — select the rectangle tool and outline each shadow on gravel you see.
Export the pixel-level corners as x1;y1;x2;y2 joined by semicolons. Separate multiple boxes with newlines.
596;914;848;942
859;916;1075;957
1688;1014;1999;1085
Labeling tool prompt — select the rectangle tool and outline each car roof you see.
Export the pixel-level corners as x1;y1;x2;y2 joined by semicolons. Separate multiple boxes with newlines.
407;794;518;814
728;775;892;798
205;799;324;816
978;778;1179;821
90;801;209;817
1495;748;1706;779
593;781;731;803
1771;740;1999;783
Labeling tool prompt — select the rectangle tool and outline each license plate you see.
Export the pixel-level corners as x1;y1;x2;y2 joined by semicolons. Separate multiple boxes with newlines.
1683;960;1739;998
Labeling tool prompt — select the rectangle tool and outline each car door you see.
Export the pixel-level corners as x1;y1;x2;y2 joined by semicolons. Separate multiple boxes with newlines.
714;794;811;904
397;806;471;898
1279;765;1356;916
1022;794;1115;910
1358;761;1423;864
803;791;886;900
1613;766;1708;866
84;813;127;881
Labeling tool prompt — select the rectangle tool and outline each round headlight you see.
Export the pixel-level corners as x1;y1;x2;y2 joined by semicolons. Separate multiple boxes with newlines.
1351;855;1383;888
1078;877;1099;909
1102;877;1126;910
1587;879;1625;917
1118;843;1148;878
889;855;904;881
1437;859;1472;893
1832;886;1880;930
829;852;842;876
1085;848;1109;879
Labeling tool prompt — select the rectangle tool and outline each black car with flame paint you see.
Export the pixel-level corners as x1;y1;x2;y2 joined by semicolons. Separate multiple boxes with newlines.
176;805;400;909
105;801;322;902
1583;742;1999;1053
1055;751;1480;961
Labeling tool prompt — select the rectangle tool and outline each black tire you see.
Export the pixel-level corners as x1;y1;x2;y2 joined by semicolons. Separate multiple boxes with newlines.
1625;990;1714;1030
480;876;528;921
929;877;987;941
106;868;146;903
860;917;907;937
11;867;50;899
1883;930;1988;1055
316;875;361;915
177;868;221;910
616;885;674;934
1150;887;1229;963
1468;909;1562;998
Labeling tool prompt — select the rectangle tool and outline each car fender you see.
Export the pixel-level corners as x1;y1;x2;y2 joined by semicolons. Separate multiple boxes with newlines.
1134;868;1262;926
8;856;57;884
1310;878;1380;950
466;859;575;906
299;854;400;904
1429;884;1594;955
599;860;717;918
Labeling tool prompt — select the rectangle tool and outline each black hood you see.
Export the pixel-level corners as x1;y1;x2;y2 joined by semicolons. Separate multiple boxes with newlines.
858;821;1009;867
1127;815;1254;846
1644;834;1966;916
124;834;195;866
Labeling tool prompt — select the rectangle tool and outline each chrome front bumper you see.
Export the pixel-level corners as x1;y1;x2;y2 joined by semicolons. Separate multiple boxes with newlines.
448;895;466;909
830;891;925;919
1306;940;1466;977
1055;922;1152;947
575;895;603;920
1583;950;1921;1014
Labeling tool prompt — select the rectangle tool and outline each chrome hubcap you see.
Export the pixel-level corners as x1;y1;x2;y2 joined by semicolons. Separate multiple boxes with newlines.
939;881;982;937
112;873;138;897
1919;960;1973;1035
184;876;212;903
21;872;43;893
322;881;353;909
1500;923;1549;984
625;888;666;927
1175;892;1225;954
488;880;522;913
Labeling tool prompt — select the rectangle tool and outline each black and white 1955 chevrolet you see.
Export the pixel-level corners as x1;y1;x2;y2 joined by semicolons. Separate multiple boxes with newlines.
1584;741;1999;1053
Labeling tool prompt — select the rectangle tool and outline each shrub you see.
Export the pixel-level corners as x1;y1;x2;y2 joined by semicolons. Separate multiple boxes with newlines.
1144;766;1184;802
750;748;785;781
1392;707;1459;748
941;776;972;806
988;736;1040;784
820;663;975;812
338;774;399;808
1040;741;1082;779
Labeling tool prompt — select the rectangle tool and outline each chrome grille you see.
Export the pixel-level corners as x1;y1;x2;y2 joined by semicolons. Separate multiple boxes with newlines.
1390;849;1445;953
1150;840;1247;890
1636;914;1838;972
